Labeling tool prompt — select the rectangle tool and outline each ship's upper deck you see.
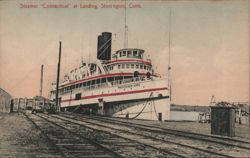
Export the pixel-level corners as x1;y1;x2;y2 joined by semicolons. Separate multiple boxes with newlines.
51;48;155;91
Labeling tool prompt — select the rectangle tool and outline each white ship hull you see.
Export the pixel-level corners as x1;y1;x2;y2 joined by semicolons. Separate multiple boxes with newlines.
58;77;170;120
113;98;170;120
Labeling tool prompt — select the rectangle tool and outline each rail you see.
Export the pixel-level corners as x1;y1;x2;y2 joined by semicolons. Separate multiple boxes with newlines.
66;113;250;150
35;113;183;157
24;113;123;158
57;113;250;158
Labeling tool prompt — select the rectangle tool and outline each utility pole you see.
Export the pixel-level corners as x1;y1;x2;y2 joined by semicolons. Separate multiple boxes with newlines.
55;41;62;112
124;0;128;48
40;65;44;96
168;8;172;102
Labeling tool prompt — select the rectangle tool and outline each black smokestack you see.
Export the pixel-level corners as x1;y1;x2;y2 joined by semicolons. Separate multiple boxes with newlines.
97;32;112;60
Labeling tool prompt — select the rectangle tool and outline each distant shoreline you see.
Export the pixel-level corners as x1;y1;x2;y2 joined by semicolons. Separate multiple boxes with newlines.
171;104;210;112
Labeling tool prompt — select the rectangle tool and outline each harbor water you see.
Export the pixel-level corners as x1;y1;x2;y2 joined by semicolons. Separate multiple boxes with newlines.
170;111;200;121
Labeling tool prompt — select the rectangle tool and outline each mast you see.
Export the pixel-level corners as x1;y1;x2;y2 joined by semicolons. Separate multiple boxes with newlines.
124;0;128;48
55;41;62;112
40;64;44;96
168;9;172;102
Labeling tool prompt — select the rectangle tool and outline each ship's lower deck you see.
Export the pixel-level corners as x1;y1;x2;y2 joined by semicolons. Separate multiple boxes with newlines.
61;95;170;120
56;77;170;120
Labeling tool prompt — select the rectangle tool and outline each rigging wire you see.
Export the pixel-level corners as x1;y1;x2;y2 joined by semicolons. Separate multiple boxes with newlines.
130;92;154;119
152;97;158;119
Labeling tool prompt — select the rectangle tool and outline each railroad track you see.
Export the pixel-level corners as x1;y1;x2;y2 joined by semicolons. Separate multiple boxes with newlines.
71;113;250;149
25;113;187;158
57;113;250;158
23;113;123;158
40;113;214;157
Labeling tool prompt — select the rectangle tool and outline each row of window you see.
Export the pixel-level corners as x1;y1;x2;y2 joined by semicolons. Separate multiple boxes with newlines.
109;64;151;71
59;76;132;94
118;50;143;58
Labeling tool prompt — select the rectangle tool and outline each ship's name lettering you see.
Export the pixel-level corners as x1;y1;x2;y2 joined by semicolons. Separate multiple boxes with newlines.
118;83;140;89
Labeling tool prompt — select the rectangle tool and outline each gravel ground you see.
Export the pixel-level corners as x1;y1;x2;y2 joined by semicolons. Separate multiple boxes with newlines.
0;112;249;158
0;112;61;158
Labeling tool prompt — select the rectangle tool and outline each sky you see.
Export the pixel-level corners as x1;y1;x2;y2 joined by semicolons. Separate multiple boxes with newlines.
0;0;249;105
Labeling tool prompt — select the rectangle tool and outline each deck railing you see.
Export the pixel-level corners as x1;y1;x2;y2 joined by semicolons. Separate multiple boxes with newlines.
60;77;149;94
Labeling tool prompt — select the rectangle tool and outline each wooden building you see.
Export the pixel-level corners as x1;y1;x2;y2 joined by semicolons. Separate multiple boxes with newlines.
0;88;12;112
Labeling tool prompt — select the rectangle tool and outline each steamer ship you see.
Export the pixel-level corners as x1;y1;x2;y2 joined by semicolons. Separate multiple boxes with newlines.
50;32;170;120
